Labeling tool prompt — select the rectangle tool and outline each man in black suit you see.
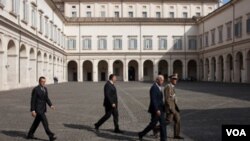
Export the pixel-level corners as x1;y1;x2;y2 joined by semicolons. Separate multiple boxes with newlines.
27;76;57;141
138;75;167;141
94;74;123;133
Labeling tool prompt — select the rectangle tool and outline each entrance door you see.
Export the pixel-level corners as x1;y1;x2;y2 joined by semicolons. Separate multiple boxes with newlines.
101;72;106;81
87;72;92;81
128;67;135;81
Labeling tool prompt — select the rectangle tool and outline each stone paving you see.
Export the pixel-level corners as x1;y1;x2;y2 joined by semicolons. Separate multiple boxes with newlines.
0;81;250;141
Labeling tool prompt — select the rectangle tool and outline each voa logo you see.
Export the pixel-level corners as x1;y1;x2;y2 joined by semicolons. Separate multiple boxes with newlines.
226;129;247;136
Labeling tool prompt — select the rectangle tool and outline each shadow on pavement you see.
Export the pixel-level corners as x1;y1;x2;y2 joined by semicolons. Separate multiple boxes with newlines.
1;130;47;141
63;123;152;141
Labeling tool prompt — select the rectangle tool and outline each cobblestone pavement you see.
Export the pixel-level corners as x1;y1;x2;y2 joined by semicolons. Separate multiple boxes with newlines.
0;81;250;141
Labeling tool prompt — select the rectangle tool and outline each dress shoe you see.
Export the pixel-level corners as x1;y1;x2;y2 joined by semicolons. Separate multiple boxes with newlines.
49;136;57;141
138;133;143;141
114;129;124;134
94;124;99;131
174;136;184;139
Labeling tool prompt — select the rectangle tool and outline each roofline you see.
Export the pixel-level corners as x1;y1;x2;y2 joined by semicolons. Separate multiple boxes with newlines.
197;0;238;23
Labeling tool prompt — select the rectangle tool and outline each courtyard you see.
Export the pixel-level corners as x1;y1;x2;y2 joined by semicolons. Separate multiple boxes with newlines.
0;81;250;141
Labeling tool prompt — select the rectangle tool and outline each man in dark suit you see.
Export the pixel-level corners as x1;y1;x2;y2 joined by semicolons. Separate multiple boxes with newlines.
94;74;123;133
138;75;167;141
27;76;57;141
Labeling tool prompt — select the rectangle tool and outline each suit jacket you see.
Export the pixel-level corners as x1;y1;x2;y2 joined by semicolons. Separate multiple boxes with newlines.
164;83;180;114
103;81;118;109
30;85;53;114
148;83;165;114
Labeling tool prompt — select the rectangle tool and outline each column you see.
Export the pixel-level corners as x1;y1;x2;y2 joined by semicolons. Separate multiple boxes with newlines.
93;59;98;82
79;59;83;82
215;56;220;82
124;59;128;82
139;59;144;81
153;59;158;80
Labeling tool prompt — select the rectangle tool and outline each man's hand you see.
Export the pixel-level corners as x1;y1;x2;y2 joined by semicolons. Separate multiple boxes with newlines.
31;111;37;117
156;110;161;116
112;104;116;108
50;105;55;110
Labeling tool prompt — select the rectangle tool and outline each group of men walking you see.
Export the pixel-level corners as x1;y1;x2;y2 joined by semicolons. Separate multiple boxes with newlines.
26;74;183;141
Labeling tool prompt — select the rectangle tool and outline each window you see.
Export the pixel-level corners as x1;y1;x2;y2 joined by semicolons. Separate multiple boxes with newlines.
31;6;37;28
211;29;215;45
54;26;57;43
226;22;232;40
199;35;203;49
142;12;147;18
86;12;91;17
170;12;174;18
173;36;183;50
113;38;122;50
159;37;167;49
128;37;137;49
45;17;49;37
72;11;77;17
22;0;29;22
82;37;91;50
143;5;147;9
72;5;76;9
50;22;53;40
205;32;209;47
101;11;105;17
183;12;188;18
128;12;133;18
115;12;119;18
39;13;44;34
235;18;242;38
196;12;201;17
247;16;250;34
68;37;76;50
188;36;197;50
144;38;152;50
156;12;161;18
98;37;107;50
12;0;19;14
218;26;223;43
87;5;91;8
57;29;60;45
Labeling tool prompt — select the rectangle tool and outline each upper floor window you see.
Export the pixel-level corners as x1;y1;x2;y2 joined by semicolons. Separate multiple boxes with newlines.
235;17;242;38
204;32;209;47
156;12;161;18
87;5;91;8
12;0;20;14
39;12;44;34
98;37;107;50
68;37;76;50
218;25;223;43
169;12;175;18
45;17;49;37
100;11;106;17
199;35;203;49
50;22;53;40
128;37;137;50
31;6;37;28
226;21;232;40
115;12;119;18
82;37;92;50
72;11;77;17
128;12;133;18
144;37;152;50
173;36;183;50
247;15;250;34
113;37;122;50
22;0;29;22
159;36;167;49
196;12;201;17
211;29;216;45
183;12;188;18
188;36;197;50
142;12;147;18
72;5;76;9
86;11;91;17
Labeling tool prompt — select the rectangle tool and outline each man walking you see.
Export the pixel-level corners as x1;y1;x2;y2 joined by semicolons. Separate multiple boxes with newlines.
138;75;166;141
94;74;123;133
164;74;184;139
27;76;57;141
